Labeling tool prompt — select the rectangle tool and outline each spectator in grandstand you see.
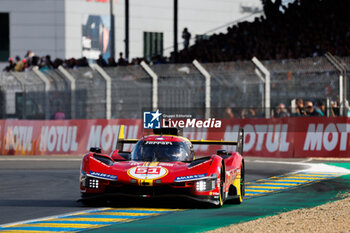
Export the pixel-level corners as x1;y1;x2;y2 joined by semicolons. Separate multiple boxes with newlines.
96;55;107;67
317;101;327;116
261;0;282;21
108;56;117;67
31;55;40;67
293;98;305;117
240;108;256;119
3;57;15;72
130;57;144;65
117;52;128;66
182;28;191;49
151;55;167;65
39;56;48;70
331;100;340;116
305;101;324;117
77;57;89;67
14;56;23;72
54;107;65;120
24;50;35;67
45;55;54;68
64;58;76;69
39;55;54;71
223;107;235;118
275;103;290;118
52;58;63;69
22;59;30;71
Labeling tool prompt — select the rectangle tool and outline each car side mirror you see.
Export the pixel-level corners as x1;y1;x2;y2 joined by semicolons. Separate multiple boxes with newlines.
110;150;131;161
90;147;101;153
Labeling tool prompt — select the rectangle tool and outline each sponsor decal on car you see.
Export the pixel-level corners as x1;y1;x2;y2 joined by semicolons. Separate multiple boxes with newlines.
127;166;168;180
158;162;175;167
145;141;173;145
174;173;207;182
88;171;118;180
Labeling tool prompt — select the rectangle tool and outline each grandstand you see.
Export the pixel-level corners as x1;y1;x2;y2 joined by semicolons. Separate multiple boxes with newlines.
176;0;350;63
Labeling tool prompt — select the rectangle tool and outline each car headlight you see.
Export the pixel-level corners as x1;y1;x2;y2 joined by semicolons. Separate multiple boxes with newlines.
80;171;99;189
88;178;99;189
196;179;217;192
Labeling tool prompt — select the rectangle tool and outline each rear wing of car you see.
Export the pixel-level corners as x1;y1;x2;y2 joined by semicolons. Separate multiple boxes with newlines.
116;125;244;155
116;125;138;151
189;128;244;155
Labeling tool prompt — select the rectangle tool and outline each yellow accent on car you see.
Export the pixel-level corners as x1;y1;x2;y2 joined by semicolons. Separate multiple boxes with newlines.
233;173;242;202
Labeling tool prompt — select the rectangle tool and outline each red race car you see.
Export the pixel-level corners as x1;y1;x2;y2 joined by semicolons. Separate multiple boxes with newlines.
80;126;245;207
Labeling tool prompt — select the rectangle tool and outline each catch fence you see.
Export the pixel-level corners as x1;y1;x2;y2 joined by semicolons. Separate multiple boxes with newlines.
0;56;348;119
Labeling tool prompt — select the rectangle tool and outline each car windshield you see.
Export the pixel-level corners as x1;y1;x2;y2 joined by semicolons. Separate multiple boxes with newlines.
131;140;191;162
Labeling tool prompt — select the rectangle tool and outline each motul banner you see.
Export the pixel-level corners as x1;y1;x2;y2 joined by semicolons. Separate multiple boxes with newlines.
0;119;141;156
0;117;349;157
216;117;350;158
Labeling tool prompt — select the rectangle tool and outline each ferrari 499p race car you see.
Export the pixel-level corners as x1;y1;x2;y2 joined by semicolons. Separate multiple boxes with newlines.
80;126;245;207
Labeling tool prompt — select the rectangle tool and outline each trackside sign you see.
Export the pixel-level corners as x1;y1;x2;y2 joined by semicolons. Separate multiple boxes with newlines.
0;117;349;157
303;123;350;151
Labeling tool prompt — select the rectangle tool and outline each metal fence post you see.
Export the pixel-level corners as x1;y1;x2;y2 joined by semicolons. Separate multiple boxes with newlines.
32;66;51;119
58;66;76;119
326;97;331;117
252;57;270;118
193;59;211;119
325;52;348;116
10;72;26;119
91;64;112;120
140;61;158;111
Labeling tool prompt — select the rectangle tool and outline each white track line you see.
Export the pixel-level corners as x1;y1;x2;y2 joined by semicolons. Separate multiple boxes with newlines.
252;159;350;174
0;208;109;227
300;158;313;163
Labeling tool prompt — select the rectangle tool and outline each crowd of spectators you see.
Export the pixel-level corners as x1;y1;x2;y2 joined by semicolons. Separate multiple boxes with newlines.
96;52;130;67
3;51;133;72
3;50;90;72
175;0;350;63
2;53;128;72
3;0;349;70
223;98;342;119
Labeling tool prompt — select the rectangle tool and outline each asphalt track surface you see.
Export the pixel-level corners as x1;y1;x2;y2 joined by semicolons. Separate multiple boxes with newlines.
0;156;308;226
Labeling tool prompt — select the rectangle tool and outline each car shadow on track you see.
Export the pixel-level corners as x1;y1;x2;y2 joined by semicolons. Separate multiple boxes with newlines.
0;198;223;209
0;200;83;208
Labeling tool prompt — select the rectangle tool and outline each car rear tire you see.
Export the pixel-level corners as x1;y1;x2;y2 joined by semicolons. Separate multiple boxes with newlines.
214;165;225;208
232;162;245;204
